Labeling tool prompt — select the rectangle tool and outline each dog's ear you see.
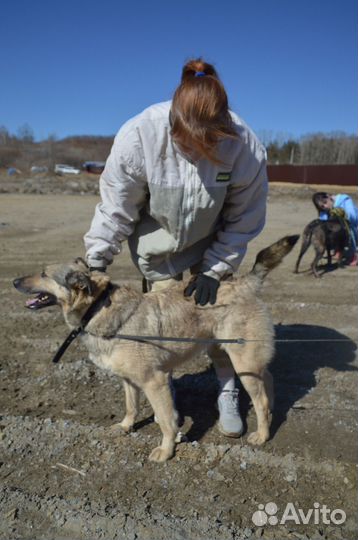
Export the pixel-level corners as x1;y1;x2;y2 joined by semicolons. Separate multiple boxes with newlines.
74;257;89;268
66;270;93;296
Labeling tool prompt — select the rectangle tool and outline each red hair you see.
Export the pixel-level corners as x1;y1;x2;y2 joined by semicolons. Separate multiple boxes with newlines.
171;58;238;164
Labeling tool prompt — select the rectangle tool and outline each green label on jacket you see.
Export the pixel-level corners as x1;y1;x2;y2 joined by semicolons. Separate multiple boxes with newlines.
216;172;231;182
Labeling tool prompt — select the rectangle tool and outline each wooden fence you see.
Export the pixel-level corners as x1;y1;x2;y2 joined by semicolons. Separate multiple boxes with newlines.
267;165;357;186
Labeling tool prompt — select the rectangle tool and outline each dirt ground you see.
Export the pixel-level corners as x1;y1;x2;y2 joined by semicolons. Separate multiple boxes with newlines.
0;182;357;540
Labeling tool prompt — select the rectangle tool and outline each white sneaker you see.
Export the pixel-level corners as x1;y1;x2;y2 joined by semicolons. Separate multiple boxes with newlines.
217;389;243;438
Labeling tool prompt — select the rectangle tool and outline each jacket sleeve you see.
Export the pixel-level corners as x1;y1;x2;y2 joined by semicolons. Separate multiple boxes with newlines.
200;145;268;280
339;196;358;226
84;129;148;268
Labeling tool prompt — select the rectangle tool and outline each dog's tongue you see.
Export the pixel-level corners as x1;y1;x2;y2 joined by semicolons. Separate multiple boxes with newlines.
25;293;56;310
26;296;41;308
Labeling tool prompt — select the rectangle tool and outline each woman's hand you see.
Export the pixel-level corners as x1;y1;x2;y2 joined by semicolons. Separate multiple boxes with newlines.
184;274;220;306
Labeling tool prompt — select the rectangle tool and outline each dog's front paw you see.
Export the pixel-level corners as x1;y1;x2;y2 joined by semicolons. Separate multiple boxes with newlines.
149;446;174;463
247;430;269;445
108;421;133;436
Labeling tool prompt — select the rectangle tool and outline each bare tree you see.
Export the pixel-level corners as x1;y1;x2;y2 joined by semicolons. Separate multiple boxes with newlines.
46;133;57;170
299;133;358;165
0;125;9;145
17;123;35;143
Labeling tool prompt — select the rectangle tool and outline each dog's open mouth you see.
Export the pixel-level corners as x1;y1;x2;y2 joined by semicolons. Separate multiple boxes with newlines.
26;292;57;310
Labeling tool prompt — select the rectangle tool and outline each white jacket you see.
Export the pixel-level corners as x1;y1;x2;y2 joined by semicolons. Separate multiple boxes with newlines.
84;101;268;281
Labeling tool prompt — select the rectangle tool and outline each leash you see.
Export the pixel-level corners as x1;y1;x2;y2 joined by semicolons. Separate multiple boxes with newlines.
107;334;353;345
52;327;83;364
52;283;113;363
51;284;354;363
52;329;353;364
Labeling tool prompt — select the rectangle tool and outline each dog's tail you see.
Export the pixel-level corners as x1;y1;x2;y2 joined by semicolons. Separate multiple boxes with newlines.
294;220;320;273
251;235;300;281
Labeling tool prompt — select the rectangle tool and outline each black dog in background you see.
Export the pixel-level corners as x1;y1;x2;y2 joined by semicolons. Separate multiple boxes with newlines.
294;217;349;277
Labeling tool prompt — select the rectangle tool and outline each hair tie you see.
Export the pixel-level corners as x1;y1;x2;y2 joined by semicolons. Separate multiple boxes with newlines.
195;71;206;77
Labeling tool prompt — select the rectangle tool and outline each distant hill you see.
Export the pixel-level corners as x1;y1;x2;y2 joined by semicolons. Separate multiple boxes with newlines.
0;131;357;173
0;135;114;171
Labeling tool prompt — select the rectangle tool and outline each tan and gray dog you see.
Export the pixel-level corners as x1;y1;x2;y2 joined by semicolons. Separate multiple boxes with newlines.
13;235;298;462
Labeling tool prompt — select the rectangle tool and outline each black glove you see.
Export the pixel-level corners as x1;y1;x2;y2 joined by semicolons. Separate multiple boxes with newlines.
89;266;106;273
184;274;220;306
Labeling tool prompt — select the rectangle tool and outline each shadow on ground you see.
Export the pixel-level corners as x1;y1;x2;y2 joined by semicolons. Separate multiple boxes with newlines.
142;324;357;442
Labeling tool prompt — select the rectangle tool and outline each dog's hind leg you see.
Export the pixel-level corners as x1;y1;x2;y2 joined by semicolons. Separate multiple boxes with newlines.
143;372;179;462
311;246;325;277
311;229;326;277
325;239;333;266
240;372;271;445
226;344;272;445
263;368;274;412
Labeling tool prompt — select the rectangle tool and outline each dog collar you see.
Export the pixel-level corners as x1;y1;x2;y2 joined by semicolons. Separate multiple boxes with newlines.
52;283;113;364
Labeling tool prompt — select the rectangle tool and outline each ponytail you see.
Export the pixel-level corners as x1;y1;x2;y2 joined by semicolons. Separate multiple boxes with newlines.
171;58;238;164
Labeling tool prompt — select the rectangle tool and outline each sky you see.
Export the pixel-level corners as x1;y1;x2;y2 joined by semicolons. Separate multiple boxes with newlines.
0;0;357;142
